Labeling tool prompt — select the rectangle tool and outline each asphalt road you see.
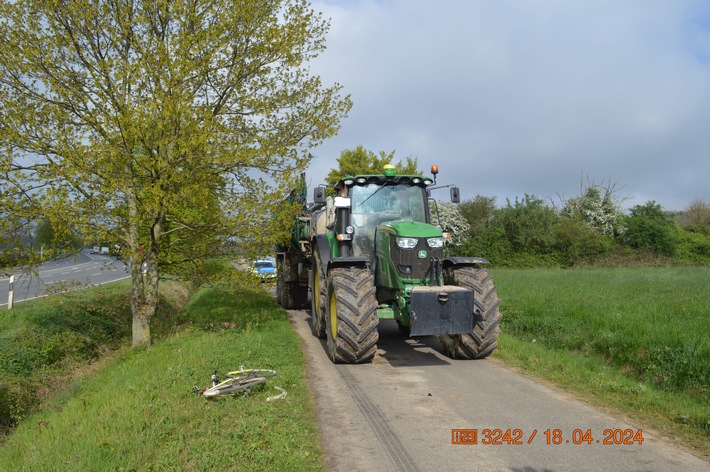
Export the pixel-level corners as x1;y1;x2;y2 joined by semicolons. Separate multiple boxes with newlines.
287;308;709;472
0;249;130;307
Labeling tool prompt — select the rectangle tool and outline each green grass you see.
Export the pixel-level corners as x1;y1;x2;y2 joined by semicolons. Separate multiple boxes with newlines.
491;266;710;457
0;282;134;434
0;285;323;471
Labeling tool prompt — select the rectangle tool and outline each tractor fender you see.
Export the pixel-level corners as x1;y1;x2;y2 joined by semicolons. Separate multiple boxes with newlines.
442;256;490;270
327;256;370;272
312;234;331;276
313;234;370;274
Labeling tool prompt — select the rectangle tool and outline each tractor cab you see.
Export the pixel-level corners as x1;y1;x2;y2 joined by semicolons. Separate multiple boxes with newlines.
318;165;449;259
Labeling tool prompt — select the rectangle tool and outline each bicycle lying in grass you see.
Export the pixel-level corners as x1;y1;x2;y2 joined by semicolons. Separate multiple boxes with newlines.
194;366;287;401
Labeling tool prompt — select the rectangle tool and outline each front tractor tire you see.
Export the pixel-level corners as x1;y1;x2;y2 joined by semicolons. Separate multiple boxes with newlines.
439;266;502;359
325;267;379;363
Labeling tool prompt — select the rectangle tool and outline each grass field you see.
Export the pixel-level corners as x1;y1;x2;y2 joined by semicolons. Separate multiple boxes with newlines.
491;266;710;456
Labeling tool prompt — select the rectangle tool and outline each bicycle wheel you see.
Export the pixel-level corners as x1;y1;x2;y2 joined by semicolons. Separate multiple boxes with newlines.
203;376;267;398
225;368;277;380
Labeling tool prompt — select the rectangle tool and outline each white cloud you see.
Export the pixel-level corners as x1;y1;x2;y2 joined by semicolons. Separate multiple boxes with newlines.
308;0;710;210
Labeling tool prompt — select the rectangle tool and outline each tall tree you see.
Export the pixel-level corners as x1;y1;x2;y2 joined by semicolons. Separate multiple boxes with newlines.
678;198;710;234
325;145;420;187
0;0;351;345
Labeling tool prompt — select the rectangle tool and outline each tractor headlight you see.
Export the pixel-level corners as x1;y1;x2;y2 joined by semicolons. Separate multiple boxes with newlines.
427;237;444;248
396;237;418;249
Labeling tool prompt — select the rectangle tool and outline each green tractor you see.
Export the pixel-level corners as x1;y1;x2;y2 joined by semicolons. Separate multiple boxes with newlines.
277;165;502;364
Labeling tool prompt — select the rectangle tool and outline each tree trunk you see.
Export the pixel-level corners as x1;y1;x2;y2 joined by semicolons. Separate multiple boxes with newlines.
130;256;160;347
130;253;150;346
132;303;152;346
126;180;162;347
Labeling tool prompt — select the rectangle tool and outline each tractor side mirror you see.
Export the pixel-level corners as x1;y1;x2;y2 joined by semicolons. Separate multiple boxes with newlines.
450;186;460;203
313;185;326;204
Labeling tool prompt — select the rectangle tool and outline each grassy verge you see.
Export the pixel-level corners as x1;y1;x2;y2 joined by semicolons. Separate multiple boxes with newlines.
0;278;191;436
0;281;133;435
0;284;323;471
491;266;710;458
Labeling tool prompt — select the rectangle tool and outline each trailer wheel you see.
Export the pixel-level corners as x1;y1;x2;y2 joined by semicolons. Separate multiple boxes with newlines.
310;252;327;338
280;275;295;308
325;267;379;363
439;266;501;359
275;257;285;306
283;282;308;309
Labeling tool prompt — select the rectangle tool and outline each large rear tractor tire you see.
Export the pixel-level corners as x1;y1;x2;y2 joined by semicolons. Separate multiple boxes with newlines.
310;252;327;339
325;267;379;363
439;266;502;359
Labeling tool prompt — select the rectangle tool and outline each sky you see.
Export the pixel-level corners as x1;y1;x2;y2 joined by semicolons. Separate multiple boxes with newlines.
305;0;710;211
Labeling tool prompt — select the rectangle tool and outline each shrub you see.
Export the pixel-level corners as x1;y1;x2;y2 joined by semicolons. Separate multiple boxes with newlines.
497;194;559;254
620;201;678;256
554;217;614;265
561;184;626;237
454;225;511;264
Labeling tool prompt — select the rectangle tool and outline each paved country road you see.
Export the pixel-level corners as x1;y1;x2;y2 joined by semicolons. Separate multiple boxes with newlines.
286;308;709;472
1;249;130;307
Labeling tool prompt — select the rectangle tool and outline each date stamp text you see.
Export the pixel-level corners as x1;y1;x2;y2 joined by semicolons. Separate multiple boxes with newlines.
451;428;644;445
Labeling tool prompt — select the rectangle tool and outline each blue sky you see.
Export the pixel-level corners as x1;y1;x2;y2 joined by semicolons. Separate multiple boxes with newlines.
307;0;710;211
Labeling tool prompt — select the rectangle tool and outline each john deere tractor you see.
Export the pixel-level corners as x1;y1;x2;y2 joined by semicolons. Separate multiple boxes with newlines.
276;165;502;364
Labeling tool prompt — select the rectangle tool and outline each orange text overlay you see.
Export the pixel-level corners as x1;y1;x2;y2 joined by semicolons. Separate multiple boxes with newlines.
452;428;644;445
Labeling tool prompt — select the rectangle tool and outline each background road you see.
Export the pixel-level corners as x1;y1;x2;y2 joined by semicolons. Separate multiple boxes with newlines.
287;308;709;472
1;249;130;307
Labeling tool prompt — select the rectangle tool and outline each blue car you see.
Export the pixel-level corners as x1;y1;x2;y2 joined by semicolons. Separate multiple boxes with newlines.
252;259;276;282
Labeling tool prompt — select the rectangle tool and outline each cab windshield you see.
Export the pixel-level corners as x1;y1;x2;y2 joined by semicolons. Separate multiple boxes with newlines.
349;183;427;256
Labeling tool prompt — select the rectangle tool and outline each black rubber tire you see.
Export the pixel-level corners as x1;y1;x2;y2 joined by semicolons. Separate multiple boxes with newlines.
281;279;294;308
297;286;309;309
325;267;379;363
310;252;327;338
438;266;502;359
288;281;309;309
396;320;410;337
281;281;307;309
275;258;285;306
276;255;309;310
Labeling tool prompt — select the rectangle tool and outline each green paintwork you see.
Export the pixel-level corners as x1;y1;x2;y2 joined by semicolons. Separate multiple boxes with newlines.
381;220;443;238
327;232;338;259
373;221;444;326
376;307;395;319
